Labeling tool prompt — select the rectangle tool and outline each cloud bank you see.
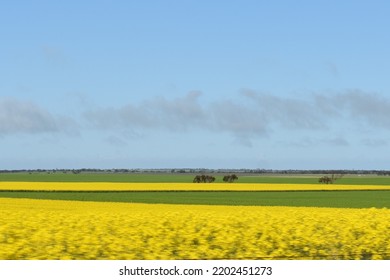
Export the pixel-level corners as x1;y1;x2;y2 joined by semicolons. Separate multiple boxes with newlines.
3;90;389;147
83;89;390;146
314;90;390;129
84;91;269;145
85;91;205;130
0;98;77;136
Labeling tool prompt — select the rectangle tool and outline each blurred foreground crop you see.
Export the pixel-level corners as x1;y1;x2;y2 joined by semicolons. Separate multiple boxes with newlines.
1;198;390;260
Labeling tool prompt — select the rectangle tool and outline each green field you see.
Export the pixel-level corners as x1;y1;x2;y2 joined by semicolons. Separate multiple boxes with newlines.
1;190;390;208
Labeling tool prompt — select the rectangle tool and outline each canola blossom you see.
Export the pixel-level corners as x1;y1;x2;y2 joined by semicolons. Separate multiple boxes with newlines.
1;182;390;191
1;198;390;260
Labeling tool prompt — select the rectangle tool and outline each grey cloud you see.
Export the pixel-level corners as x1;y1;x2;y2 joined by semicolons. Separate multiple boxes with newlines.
0;98;77;136
312;90;390;129
85;91;206;132
335;90;390;128
241;90;327;130
361;138;388;147
322;137;349;146
313;94;342;117
211;99;268;142
140;91;206;131
105;135;128;147
83;89;390;146
285;136;349;148
243;90;390;131
287;137;317;148
0;98;58;135
85;92;269;146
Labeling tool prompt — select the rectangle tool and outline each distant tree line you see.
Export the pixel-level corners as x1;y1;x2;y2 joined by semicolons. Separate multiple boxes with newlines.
222;174;238;183
318;174;344;184
193;174;238;183
193;175;215;183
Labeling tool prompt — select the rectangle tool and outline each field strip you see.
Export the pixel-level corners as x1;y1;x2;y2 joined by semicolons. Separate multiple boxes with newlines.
0;196;378;211
1;182;390;191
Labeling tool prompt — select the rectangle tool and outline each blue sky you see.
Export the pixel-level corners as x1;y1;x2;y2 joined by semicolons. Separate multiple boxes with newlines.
1;1;390;170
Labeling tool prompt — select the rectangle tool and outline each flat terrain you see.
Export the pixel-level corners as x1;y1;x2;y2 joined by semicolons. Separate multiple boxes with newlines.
2;172;390;185
1;172;390;208
2;173;390;260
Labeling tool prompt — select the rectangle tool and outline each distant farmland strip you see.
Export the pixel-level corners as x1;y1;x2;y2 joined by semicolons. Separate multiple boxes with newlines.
1;190;390;208
1;182;390;191
2;172;390;185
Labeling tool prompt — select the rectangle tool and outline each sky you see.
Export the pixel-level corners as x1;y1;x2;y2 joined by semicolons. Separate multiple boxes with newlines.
1;0;390;170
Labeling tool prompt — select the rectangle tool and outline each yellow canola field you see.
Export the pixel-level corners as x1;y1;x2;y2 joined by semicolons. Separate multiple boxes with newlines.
1;181;390;191
1;197;390;260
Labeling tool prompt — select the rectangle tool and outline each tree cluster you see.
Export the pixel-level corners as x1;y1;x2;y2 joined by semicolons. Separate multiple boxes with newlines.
193;175;216;183
318;174;343;184
192;174;239;183
222;174;238;183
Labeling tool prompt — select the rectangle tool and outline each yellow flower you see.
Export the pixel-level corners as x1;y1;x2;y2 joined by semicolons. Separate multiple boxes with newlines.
1;198;390;260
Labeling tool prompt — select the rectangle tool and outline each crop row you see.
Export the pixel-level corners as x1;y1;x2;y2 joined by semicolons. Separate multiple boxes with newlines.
1;182;390;191
1;198;390;260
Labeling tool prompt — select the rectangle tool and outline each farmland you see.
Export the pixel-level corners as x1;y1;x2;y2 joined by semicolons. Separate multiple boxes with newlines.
1;174;390;208
1;172;390;260
2;171;390;185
